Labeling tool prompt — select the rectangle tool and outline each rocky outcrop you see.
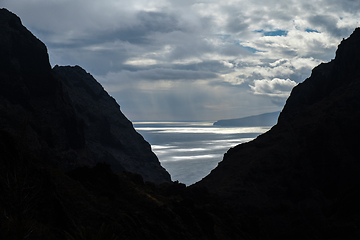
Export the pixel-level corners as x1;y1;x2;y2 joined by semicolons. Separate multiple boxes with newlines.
196;28;360;239
53;65;171;183
0;8;170;184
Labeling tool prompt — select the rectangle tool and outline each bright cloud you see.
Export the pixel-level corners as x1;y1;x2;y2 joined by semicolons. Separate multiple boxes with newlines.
2;0;360;120
249;78;297;97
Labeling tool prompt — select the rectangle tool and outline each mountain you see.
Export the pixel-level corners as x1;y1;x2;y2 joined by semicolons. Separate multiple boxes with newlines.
213;111;280;127
195;27;360;239
2;7;360;240
0;9;254;240
0;8;170;184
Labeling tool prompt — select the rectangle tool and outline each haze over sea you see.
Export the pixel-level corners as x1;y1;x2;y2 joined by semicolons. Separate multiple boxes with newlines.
134;122;270;186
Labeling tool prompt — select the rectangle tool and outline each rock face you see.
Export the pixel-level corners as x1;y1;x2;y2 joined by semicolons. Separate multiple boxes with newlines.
53;65;171;183
196;28;360;239
0;8;170;184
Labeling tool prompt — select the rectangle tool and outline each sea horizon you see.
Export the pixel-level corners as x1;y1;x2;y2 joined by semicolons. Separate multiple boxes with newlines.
134;121;271;186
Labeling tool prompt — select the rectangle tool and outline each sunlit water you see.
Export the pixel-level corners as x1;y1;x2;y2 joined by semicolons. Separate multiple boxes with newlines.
134;122;270;186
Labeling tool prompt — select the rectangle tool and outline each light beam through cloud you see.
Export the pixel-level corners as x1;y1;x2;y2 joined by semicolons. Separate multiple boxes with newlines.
3;0;359;120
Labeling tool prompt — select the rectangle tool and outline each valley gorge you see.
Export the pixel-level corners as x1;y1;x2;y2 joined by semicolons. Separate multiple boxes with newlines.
1;8;360;240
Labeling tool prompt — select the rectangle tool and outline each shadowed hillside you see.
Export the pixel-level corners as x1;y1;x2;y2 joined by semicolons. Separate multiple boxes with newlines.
196;28;360;239
0;8;255;240
0;8;169;184
2;7;360;240
0;129;253;239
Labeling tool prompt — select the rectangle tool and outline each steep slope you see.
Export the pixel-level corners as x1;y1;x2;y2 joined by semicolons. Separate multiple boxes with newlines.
0;129;251;240
0;9;253;240
196;28;360;239
53;65;170;183
0;8;170;184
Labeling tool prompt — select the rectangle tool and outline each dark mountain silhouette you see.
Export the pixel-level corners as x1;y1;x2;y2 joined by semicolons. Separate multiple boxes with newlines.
2;7;360;240
214;111;280;126
195;27;360;239
0;8;170;184
0;8;251;240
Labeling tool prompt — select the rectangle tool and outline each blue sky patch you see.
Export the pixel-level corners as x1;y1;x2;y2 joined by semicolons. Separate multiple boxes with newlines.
305;28;320;33
255;29;288;36
236;42;260;53
242;45;259;53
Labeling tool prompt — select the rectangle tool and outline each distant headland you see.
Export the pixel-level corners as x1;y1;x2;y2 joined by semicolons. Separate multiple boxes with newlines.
213;111;280;127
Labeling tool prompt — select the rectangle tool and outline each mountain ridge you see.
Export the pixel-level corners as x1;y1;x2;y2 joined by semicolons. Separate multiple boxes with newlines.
195;27;360;239
2;7;360;240
0;9;253;240
0;8;170;184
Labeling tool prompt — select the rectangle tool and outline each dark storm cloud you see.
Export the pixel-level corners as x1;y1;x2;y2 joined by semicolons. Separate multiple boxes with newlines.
167;41;214;61
308;14;352;37
137;11;180;33
38;10;182;47
327;0;360;14
133;68;218;81
102;68;218;84
102;11;182;45
3;0;360;121
226;17;249;34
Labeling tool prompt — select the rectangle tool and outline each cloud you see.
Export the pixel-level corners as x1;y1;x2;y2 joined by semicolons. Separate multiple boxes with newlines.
226;17;249;34
106;78;282;121
326;0;360;14
249;78;297;97
3;0;360;120
98;68;218;86
308;14;351;37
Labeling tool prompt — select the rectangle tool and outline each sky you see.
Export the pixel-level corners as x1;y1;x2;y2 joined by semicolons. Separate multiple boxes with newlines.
2;0;360;121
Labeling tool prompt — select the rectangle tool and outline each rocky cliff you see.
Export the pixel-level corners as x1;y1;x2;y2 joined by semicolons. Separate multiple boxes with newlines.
196;28;360;239
0;8;170;184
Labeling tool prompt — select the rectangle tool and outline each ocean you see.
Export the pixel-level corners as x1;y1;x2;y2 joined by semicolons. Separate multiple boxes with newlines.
134;122;271;186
